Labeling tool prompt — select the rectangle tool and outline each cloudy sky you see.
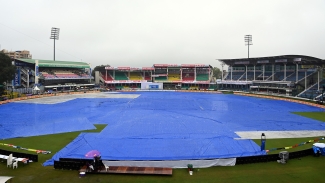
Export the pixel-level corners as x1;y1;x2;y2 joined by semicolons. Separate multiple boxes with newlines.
1;0;324;68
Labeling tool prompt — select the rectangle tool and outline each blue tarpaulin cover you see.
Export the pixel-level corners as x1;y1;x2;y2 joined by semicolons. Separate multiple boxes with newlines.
1;92;324;166
0;102;96;139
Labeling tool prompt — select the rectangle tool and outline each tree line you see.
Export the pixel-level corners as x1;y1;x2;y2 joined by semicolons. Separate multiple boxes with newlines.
0;53;15;95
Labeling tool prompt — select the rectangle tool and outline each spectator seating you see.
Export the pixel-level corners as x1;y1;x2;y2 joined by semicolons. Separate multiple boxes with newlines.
182;73;195;81
285;71;313;82
168;73;181;81
196;74;209;81
144;72;152;81
155;76;167;81
224;72;244;80
54;70;80;78
300;79;325;99
41;72;56;79
240;72;255;80
129;72;142;80
115;72;128;80
101;72;114;81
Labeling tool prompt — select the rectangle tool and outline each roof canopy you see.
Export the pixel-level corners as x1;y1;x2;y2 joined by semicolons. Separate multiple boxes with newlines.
218;55;325;66
16;59;90;68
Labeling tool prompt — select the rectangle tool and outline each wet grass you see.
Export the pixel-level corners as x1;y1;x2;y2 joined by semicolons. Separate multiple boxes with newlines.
293;112;325;122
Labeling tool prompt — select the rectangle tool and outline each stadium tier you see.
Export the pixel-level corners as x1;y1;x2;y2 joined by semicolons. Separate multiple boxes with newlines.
11;55;323;98
155;76;167;81
100;72;113;81
168;73;181;81
115;71;129;80
129;72;143;80
101;64;214;90
144;71;152;81
219;55;325;99
11;59;94;94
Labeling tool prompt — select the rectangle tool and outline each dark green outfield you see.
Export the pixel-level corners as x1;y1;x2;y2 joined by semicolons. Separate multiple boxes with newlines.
0;113;325;183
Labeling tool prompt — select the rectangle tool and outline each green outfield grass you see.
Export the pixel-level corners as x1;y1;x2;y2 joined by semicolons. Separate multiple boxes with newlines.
1;114;325;183
293;112;325;122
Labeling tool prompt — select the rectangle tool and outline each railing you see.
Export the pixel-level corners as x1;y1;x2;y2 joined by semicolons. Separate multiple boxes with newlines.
297;79;321;97
297;70;317;85
265;73;276;81
20;68;27;75
282;72;295;81
21;76;27;82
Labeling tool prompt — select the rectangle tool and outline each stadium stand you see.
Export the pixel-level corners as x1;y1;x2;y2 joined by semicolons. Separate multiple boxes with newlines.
129;72;142;80
100;72;113;81
41;71;56;79
115;71;128;80
182;73;195;81
182;68;195;81
155;76;167;81
299;79;325;99
168;73;181;81
10;59;94;94
144;72;152;81
218;55;325;97
196;73;209;81
52;70;81;79
98;64;213;90
225;71;244;80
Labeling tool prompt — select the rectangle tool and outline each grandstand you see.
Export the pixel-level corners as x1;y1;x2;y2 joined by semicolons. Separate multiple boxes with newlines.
98;64;214;90
129;72;143;80
11;59;94;94
218;55;325;99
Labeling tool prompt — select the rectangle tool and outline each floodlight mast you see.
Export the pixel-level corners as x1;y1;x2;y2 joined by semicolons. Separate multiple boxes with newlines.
244;35;252;59
50;27;60;61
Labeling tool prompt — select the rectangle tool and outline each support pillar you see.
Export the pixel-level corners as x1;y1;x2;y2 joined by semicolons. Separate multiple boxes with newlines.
253;65;256;80
317;69;319;91
305;70;307;90
245;65;248;81
262;65;265;81
230;66;233;80
272;64;274;81
284;64;286;81
296;63;299;82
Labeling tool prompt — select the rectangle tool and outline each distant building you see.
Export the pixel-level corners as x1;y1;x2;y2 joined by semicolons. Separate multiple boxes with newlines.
1;49;32;59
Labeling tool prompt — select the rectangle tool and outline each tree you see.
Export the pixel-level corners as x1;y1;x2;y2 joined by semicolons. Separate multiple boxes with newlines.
0;52;15;94
91;64;111;77
212;67;221;79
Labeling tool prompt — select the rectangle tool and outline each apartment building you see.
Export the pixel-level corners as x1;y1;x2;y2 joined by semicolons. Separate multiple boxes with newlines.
1;49;32;59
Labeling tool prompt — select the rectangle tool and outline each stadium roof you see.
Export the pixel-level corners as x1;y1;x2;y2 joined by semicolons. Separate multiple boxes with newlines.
16;59;90;68
218;55;325;66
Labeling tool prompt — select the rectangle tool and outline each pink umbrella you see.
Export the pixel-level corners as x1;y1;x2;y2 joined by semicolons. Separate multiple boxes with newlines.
85;150;101;158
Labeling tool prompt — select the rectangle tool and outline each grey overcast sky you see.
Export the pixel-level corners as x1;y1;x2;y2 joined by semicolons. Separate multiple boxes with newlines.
1;0;325;69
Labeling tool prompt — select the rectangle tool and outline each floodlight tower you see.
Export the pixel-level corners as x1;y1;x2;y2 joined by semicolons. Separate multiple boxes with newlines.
50;27;60;61
244;35;252;59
